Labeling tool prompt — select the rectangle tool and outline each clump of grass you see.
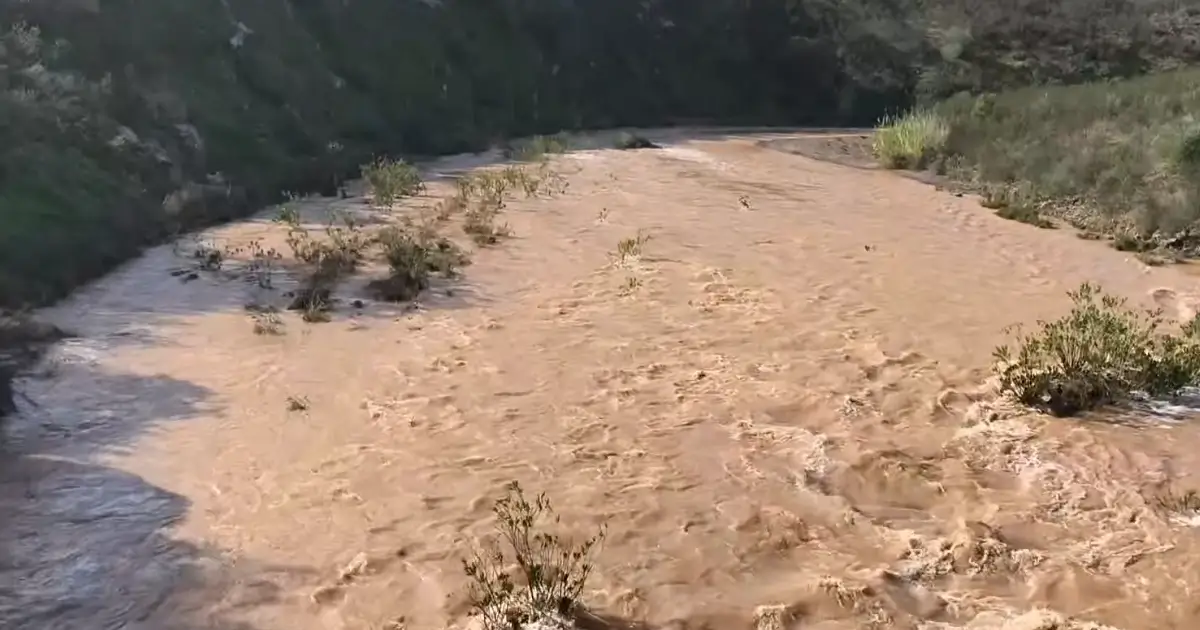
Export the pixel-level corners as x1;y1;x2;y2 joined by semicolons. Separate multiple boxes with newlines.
462;481;605;630
994;282;1200;416
613;230;651;264
362;157;424;207
872;110;949;170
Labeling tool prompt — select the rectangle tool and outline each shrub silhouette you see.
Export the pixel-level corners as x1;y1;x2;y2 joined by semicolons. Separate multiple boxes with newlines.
463;482;605;630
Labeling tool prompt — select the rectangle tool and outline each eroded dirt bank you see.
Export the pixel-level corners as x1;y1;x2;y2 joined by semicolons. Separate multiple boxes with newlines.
5;131;1200;630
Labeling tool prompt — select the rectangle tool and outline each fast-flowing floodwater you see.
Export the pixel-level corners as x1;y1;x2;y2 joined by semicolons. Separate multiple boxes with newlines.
5;130;1200;630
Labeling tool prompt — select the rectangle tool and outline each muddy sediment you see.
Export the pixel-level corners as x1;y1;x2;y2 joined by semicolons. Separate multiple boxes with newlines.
3;130;1200;630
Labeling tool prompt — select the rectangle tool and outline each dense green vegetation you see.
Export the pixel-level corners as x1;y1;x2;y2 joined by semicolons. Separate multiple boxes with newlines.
995;282;1200;417
880;69;1200;241
3;0;1199;309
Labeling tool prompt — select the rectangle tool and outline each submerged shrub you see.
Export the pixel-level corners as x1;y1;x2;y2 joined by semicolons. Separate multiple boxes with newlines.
369;225;469;302
462;481;605;630
872;110;950;170
462;198;512;246
994;282;1200;416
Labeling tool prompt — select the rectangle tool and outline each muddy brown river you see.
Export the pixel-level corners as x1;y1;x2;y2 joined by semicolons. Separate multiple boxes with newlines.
4;131;1200;629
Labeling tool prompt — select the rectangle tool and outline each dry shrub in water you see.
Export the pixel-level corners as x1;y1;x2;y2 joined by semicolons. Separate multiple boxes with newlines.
872;110;949;170
463;199;512;246
369;223;469;302
362;157;424;207
459;164;559;202
223;238;285;288
455;163;570;247
613;132;659;150
995;204;1055;229
277;208;372;276
994;282;1200;416
463;482;605;630
275;209;373;322
613;230;651;264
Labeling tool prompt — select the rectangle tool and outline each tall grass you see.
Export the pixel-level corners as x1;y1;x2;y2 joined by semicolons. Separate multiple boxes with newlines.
872;110;950;170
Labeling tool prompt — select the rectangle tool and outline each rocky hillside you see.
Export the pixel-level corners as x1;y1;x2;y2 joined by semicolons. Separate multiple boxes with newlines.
2;0;1197;308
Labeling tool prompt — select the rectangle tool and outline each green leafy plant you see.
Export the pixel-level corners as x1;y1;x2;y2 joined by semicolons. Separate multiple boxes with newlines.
994;282;1200;416
462;481;605;630
363;157;425;207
